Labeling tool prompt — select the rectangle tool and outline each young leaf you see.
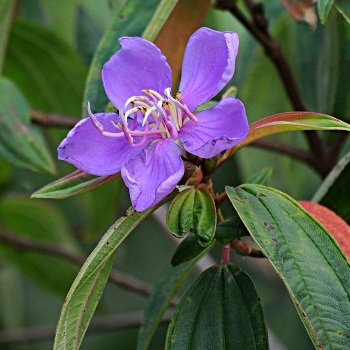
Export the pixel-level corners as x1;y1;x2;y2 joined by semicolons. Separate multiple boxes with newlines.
221;112;350;161
137;245;211;350
83;0;172;115
313;151;350;220
226;184;350;349
215;215;249;245
0;77;56;174
171;233;213;266
165;264;268;350
53;193;176;350
32;170;119;199
167;187;216;245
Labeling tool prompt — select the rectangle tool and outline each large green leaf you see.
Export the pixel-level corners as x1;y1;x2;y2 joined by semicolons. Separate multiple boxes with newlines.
53;192;176;350
137;246;211;350
313;151;350;220
32;170;119;199
0;0;14;72
165;264;268;349
4;20;87;115
0;197;79;297
0;77;56;174
226;184;350;349
38;0;77;46
83;0;178;115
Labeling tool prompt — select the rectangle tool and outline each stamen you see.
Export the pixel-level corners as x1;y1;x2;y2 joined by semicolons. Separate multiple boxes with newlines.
124;106;141;120
124;95;150;110
87;102;103;131
143;105;157;126
142;89;164;102
164;88;198;125
87;102;131;139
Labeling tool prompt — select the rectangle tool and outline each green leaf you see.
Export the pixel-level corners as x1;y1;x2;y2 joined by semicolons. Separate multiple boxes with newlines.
0;77;56;174
53;192;176;350
226;184;350;349
38;0;77;46
171;233;213;266
83;0;163;115
4;20;87;115
166;187;216;245
246;167;273;186
32;170;119;199
142;0;179;41
318;0;336;24
0;197;79;297
0;0;15;72
313;151;350;220
336;0;350;23
165;264;268;349
215;215;249;245
137;247;210;350
223;112;350;160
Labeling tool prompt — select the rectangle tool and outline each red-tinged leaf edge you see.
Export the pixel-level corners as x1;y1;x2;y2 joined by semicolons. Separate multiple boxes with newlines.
219;112;350;164
299;201;350;261
32;170;119;199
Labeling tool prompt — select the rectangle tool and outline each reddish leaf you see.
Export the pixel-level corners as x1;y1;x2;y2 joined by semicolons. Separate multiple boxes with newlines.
299;201;350;260
154;0;211;86
280;0;317;28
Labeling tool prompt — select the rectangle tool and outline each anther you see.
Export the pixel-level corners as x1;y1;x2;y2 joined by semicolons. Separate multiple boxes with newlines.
164;88;198;125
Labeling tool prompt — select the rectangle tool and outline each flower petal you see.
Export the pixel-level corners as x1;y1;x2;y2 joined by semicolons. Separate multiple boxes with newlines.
179;27;239;111
102;37;172;110
58;113;146;176
121;139;184;211
179;97;248;158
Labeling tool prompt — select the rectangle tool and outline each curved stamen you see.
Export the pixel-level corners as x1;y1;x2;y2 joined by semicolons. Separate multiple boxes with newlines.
164;88;198;125
87;102;104;131
124;95;150;110
124;106;141;120
143;105;157;126
142;89;164;102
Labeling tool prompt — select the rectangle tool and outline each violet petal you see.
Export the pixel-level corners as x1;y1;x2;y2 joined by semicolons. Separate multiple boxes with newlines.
179;97;248;158
102;37;172;110
58;113;146;176
179;27;239;112
121;139;184;211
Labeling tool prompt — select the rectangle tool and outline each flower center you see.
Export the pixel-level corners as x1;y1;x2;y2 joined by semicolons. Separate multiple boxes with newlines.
88;88;198;147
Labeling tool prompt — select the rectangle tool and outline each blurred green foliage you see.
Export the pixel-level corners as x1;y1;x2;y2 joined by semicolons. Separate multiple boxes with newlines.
0;0;349;349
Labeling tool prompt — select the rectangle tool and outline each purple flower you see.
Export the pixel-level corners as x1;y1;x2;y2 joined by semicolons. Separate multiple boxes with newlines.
58;27;248;211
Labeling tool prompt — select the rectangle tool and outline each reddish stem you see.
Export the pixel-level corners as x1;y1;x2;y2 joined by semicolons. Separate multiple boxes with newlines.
221;244;231;264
